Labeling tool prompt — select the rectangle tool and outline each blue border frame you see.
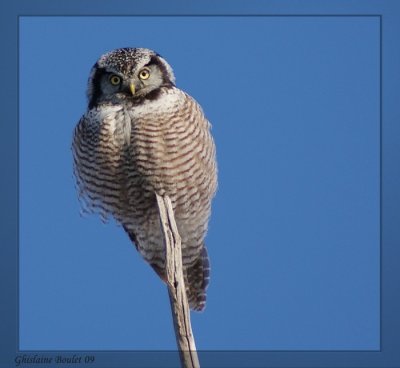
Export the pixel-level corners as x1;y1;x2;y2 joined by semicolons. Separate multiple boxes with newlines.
1;1;399;367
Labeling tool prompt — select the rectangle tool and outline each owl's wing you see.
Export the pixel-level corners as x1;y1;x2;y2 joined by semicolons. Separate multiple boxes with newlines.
72;115;97;215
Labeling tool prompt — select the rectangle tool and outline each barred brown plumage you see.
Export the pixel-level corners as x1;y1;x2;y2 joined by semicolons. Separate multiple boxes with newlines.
72;48;217;311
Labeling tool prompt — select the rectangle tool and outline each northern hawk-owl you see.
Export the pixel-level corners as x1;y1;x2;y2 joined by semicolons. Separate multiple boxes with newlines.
72;48;217;311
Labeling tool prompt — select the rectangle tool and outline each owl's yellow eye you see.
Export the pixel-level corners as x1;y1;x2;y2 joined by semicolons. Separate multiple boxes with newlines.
139;68;150;80
109;75;121;85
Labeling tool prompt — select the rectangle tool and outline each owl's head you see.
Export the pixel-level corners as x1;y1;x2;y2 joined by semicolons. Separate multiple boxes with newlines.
87;48;176;108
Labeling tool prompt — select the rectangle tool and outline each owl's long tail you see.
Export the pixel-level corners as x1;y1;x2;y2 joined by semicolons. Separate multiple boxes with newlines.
124;225;210;311
147;244;210;311
184;245;210;312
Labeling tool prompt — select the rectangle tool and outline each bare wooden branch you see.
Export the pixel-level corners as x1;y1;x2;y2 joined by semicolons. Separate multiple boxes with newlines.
155;193;200;368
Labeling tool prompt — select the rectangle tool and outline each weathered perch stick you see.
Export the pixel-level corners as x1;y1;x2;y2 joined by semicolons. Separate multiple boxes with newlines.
155;194;200;368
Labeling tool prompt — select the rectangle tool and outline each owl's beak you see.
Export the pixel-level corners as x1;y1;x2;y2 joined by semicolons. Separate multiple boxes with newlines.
130;83;136;95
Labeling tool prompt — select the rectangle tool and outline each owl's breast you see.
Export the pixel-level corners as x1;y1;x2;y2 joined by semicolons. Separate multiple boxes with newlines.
126;89;217;206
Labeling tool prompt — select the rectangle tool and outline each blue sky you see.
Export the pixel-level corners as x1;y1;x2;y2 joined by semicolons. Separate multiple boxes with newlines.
19;16;380;351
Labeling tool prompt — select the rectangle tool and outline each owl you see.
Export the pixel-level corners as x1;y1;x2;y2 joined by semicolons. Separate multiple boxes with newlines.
72;48;217;311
